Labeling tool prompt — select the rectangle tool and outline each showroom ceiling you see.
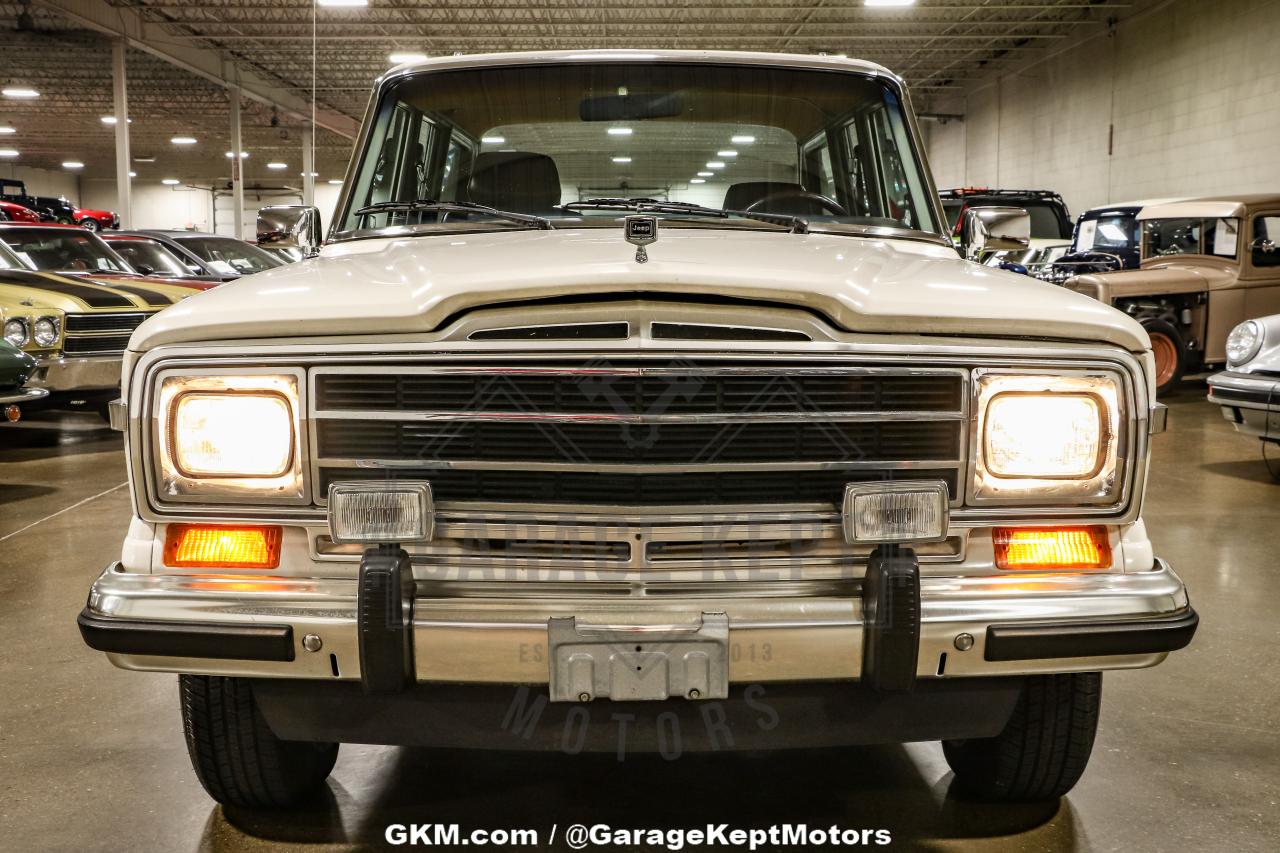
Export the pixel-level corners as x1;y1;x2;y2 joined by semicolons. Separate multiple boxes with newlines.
0;0;1143;185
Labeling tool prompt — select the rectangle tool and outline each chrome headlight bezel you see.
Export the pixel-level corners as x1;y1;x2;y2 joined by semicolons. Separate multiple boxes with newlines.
149;367;308;504
968;369;1129;507
33;315;60;348
4;317;29;348
1225;320;1263;367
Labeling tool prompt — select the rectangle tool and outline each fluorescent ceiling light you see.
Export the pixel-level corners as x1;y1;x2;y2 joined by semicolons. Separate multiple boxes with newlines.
388;52;428;64
0;149;18;158
0;126;14;135
301;171;319;177
171;136;197;145
2;87;39;99
706;161;725;169
611;156;632;163
224;151;249;158
161;178;180;185
607;127;633;136
730;135;755;144
133;155;156;163
128;171;137;177
865;0;916;6
101;116;131;125
62;161;84;169
716;150;738;157
318;0;368;6
690;178;706;184
697;171;713;177
267;162;287;170
481;135;505;144
327;179;344;185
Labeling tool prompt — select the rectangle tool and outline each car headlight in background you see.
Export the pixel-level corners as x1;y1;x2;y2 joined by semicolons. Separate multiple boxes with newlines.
4;318;29;347
1225;320;1263;367
153;371;305;502
973;372;1124;504
32;316;59;348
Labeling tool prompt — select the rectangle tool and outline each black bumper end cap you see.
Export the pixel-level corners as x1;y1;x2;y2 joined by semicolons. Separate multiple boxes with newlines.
357;545;415;694
984;607;1199;662
77;608;295;662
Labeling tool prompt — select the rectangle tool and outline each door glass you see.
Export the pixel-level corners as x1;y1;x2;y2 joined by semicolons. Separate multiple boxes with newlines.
1252;215;1280;267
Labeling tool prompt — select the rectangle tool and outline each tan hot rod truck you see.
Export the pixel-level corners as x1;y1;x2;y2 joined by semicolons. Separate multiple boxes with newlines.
1065;196;1280;392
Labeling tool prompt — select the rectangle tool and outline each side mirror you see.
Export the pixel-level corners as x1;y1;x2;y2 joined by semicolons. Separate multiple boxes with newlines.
959;206;1031;262
257;205;323;259
134;263;155;276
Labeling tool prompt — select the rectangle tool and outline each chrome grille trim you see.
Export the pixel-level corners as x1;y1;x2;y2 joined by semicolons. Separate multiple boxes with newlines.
308;361;969;510
63;312;150;334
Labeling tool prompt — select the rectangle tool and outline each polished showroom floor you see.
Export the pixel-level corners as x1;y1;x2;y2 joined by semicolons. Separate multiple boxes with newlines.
1;384;1277;852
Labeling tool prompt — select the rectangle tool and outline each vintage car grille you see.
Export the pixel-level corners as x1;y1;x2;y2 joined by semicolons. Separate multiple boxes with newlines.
310;363;968;509
61;312;151;356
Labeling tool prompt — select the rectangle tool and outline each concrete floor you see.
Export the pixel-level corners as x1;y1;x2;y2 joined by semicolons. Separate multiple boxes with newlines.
1;384;1277;852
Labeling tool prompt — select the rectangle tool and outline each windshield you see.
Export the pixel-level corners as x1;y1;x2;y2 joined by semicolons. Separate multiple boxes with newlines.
0;239;29;269
107;238;200;278
173;236;282;275
1143;217;1239;259
337;62;940;237
0;228;133;273
1074;214;1138;253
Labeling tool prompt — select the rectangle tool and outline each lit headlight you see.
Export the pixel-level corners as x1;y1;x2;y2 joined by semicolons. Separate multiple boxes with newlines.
154;371;305;502
4;318;29;347
973;373;1124;504
1225;321;1263;367
33;316;59;348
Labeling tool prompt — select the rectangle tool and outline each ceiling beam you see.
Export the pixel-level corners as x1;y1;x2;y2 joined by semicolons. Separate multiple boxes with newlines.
32;0;360;139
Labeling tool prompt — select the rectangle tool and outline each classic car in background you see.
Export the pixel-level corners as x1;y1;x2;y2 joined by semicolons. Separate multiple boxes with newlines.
1047;199;1185;282
0;180;79;224
0;200;41;222
1064;195;1280;393
72;207;120;232
1207;315;1280;459
940;187;1073;252
102;233;224;283
0;225;206;412
0;337;47;421
129;229;285;281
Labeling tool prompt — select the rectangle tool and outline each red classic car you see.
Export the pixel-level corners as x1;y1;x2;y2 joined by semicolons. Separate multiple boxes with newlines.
0;200;41;223
72;207;120;232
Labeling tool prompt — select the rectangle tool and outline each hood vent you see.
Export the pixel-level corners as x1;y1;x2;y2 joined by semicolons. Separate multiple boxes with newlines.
651;323;810;342
468;322;628;341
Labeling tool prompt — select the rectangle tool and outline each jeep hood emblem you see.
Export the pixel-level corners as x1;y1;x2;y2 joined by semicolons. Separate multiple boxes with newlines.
624;214;657;264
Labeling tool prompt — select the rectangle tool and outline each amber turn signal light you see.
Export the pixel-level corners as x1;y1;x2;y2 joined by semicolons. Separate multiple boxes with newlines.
993;526;1111;570
164;524;283;569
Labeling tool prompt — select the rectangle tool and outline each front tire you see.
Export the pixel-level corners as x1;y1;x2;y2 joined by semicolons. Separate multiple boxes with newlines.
943;672;1101;802
179;675;338;809
80;217;100;231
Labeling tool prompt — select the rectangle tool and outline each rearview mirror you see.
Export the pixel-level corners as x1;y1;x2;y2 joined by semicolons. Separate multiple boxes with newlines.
257;205;322;259
959;206;1031;262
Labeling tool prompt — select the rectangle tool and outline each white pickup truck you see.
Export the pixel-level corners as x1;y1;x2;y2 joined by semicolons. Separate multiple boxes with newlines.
79;50;1196;809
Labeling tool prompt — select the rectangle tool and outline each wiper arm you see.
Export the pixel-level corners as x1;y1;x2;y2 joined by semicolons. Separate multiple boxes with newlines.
354;199;553;230
560;197;808;234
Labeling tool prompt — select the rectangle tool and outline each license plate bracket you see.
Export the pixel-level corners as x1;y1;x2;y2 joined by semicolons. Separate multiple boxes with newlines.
548;612;729;702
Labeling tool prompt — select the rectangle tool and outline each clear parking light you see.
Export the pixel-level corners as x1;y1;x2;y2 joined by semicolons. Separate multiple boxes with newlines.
154;372;305;502
3;318;28;347
1225;320;1263;366
329;482;435;543
842;481;949;544
32;316;59;347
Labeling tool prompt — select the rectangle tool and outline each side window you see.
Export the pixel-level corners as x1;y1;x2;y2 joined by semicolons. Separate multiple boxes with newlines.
1251;215;1280;267
802;136;838;200
1209;217;1238;259
440;137;475;202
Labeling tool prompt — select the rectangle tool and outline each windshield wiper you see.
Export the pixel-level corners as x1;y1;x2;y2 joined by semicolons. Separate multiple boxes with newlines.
559;197;808;234
354;199;553;230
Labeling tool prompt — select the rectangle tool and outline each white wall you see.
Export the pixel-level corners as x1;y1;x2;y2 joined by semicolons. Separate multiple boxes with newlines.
0;163;80;204
925;0;1280;217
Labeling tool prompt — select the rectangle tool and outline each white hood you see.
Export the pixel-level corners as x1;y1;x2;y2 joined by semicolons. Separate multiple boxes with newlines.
131;228;1149;353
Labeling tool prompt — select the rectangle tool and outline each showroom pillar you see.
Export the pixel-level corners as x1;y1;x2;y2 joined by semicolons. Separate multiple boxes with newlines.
111;39;131;229
229;86;245;240
302;127;315;208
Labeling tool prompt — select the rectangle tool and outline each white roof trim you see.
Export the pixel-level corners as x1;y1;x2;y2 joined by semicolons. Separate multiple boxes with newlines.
1137;201;1246;220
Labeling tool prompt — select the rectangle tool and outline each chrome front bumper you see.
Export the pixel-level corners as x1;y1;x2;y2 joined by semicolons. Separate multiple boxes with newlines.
29;355;122;393
0;386;48;406
1207;370;1280;440
81;558;1195;683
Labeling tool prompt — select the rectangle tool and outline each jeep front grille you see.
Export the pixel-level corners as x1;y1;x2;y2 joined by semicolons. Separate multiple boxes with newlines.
310;363;968;510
